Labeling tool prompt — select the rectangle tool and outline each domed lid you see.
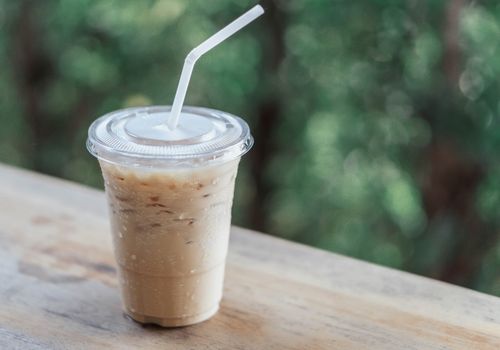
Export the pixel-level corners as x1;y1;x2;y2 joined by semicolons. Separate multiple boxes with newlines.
87;106;253;167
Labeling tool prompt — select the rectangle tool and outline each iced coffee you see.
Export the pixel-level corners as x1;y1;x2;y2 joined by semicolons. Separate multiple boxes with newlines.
87;106;253;326
100;159;238;326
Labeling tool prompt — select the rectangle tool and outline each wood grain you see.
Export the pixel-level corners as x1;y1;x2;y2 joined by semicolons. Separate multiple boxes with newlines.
0;163;499;349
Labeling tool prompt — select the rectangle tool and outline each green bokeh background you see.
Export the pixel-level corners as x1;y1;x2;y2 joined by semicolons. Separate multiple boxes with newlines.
1;0;499;295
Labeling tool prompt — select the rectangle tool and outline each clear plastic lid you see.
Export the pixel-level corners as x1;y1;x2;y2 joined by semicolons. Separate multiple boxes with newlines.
87;106;253;167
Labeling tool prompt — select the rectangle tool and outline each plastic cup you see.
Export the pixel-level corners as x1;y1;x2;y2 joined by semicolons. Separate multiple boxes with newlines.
87;106;253;327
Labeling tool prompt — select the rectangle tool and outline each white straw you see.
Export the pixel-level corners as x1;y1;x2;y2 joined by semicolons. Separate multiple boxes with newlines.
167;4;265;130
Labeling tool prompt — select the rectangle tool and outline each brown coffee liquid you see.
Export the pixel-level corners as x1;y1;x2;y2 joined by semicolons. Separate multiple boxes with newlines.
100;159;239;327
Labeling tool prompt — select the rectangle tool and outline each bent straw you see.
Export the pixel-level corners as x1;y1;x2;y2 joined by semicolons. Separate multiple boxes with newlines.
167;5;264;130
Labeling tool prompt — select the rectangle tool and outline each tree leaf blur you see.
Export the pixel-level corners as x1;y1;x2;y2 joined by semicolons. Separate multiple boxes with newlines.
1;0;499;296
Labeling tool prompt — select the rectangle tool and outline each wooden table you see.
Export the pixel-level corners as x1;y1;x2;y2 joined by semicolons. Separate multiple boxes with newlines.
0;163;499;349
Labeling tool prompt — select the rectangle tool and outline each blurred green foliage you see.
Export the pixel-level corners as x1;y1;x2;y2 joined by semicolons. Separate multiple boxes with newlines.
1;0;499;296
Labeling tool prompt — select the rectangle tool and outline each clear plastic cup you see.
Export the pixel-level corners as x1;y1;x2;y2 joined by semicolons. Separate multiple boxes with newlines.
87;106;253;327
